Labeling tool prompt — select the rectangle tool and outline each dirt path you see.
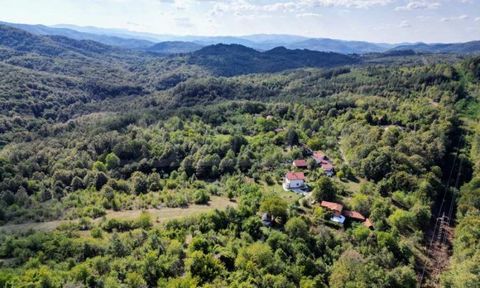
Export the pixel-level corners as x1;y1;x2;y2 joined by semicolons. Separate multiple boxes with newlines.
0;196;236;234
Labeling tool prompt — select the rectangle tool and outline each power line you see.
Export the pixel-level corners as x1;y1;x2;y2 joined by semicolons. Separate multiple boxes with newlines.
418;136;462;287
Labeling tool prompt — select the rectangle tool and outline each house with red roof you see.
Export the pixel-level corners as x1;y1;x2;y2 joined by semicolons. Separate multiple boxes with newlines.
283;172;306;190
312;151;335;176
320;201;343;216
320;201;346;224
320;160;334;176
293;159;308;169
312;151;327;164
320;201;374;228
343;210;366;221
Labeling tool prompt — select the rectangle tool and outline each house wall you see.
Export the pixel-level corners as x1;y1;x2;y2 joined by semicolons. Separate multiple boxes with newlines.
285;179;304;188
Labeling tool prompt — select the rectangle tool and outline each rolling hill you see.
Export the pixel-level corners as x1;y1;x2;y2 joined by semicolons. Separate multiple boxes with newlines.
0;21;154;49
188;44;359;76
286;38;393;54
391;41;480;54
4;22;480;55
147;41;204;54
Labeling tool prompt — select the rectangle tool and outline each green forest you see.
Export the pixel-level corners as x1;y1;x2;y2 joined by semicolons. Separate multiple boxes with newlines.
0;24;479;288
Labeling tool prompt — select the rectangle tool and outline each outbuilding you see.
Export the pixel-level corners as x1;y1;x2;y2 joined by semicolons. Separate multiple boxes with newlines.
293;159;308;169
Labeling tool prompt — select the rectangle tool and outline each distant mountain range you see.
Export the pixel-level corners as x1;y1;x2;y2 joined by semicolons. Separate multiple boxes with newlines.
1;21;480;55
0;22;154;49
0;24;357;78
391;41;480;54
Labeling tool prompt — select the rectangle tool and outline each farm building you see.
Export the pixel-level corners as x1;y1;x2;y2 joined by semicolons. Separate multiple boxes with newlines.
293;159;308;169
312;151;327;164
320;201;345;224
312;151;335;176
342;210;366;221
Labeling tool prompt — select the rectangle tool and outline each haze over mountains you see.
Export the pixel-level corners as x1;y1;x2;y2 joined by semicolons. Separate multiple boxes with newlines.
2;21;480;55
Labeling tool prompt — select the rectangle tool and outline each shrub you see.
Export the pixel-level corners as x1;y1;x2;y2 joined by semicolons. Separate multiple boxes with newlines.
193;190;210;205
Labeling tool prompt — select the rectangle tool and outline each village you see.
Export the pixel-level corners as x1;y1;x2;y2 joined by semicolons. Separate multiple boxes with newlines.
262;147;374;230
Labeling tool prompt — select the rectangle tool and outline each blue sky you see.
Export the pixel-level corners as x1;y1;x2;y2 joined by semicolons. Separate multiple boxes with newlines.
0;0;479;43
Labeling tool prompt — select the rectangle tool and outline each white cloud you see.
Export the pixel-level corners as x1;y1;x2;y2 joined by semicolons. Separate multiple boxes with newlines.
395;1;440;11
441;14;468;22
399;20;411;28
174;17;194;27
211;0;394;16
296;12;323;18
304;0;393;8
475;17;480;22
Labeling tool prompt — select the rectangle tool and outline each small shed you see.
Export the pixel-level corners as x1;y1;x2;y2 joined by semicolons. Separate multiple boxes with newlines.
363;218;374;229
293;159;308;169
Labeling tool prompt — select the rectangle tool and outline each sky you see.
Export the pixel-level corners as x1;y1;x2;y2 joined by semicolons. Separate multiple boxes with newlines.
0;0;479;43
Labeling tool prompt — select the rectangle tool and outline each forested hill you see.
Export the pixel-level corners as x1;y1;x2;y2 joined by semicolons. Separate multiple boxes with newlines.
0;21;155;49
391;41;480;54
0;24;123;57
1;20;480;286
188;44;359;76
0;23;360;141
147;41;204;54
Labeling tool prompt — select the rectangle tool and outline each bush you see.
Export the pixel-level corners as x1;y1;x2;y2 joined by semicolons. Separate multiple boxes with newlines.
102;218;135;232
91;227;103;238
136;212;152;229
193;190;210;205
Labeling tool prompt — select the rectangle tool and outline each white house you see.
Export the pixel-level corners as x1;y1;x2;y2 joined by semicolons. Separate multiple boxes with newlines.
283;172;305;190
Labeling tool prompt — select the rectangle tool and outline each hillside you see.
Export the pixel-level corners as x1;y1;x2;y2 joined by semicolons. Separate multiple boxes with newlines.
287;38;392;54
392;41;480;54
0;21;479;288
4;22;480;56
147;41;204;54
0;21;155;49
188;44;359;76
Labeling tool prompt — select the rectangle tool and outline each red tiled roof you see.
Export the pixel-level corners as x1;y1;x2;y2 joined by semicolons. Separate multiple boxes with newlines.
321;160;334;171
320;201;343;212
313;151;326;160
285;172;305;181
363;218;374;228
293;159;308;167
343;210;366;221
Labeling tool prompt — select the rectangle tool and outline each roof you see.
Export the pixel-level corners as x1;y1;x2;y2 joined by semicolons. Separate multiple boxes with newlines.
293;159;308;167
321;161;334;171
363;218;374;228
343;210;366;221
320;201;343;212
313;151;326;160
285;172;305;181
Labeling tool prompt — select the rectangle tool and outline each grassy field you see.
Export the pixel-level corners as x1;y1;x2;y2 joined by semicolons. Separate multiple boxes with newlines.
106;196;237;223
336;176;368;194
0;196;236;234
260;181;303;203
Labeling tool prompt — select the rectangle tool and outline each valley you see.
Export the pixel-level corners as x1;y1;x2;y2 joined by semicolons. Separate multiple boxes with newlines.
0;23;478;287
